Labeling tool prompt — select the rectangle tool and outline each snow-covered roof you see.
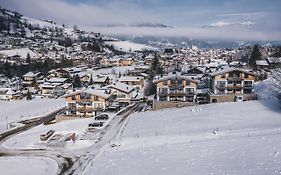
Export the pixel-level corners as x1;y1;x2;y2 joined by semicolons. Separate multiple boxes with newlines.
107;82;134;94
47;78;68;83
209;68;256;77
23;71;35;77
256;60;269;66
119;76;143;82
93;76;109;83
64;88;111;99
267;57;281;64
153;73;199;84
0;88;16;95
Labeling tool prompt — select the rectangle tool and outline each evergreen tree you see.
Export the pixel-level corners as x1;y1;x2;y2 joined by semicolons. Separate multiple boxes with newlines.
89;75;93;85
26;90;32;100
249;44;261;70
26;53;31;63
73;75;82;88
144;54;162;96
272;45;281;57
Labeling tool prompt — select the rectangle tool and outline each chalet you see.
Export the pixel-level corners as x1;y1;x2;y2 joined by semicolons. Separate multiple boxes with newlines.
119;58;134;66
48;69;71;79
107;82;135;104
22;72;44;87
267;57;281;68
0;88;23;100
207;68;257;103
153;73;199;102
79;72;92;85
64;89;114;117
92;76;110;86
256;60;269;70
119;76;144;90
39;78;72;97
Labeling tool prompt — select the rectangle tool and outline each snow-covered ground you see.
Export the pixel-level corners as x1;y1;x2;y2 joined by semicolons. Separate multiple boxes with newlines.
0;156;58;175
105;41;157;52
2;112;116;150
0;48;36;58
83;80;281;175
0;98;65;133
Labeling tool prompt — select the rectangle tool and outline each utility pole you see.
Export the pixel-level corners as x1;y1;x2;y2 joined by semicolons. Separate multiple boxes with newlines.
6;115;8;130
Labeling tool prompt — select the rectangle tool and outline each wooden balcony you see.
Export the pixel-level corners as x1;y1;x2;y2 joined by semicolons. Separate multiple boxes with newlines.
227;77;243;81
216;85;226;89
78;98;92;102
226;84;243;89
159;91;195;97
68;106;104;112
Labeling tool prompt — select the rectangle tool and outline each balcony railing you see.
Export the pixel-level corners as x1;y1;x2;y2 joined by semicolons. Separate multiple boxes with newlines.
67;106;104;112
227;77;243;81
226;84;243;89
79;98;92;102
244;85;253;89
216;85;226;89
159;91;195;96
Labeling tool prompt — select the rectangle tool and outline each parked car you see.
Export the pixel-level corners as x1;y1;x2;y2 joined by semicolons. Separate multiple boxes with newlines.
95;114;109;120
88;122;103;127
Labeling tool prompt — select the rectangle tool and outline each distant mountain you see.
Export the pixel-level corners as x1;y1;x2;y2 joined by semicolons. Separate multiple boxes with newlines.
95;22;172;28
110;35;281;49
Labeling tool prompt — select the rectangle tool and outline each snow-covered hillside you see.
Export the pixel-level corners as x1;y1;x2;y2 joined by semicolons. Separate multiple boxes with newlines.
105;40;158;52
83;81;281;175
0;98;65;133
0;48;36;59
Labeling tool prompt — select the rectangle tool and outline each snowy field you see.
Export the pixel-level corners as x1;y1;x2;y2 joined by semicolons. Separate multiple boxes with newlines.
105;41;157;52
0;98;65;133
0;156;58;175
83;82;281;175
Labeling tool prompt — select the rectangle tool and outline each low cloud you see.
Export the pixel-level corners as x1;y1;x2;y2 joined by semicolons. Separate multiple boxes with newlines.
88;26;281;41
1;0;281;41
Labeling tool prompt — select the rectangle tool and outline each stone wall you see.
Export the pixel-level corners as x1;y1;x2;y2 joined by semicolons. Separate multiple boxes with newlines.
153;101;197;110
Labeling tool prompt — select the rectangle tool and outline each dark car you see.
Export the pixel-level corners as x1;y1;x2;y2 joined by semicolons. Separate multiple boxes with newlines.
95;114;109;120
88;122;103;127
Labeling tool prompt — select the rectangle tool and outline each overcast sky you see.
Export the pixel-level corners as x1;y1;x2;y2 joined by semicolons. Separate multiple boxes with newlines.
1;0;281;41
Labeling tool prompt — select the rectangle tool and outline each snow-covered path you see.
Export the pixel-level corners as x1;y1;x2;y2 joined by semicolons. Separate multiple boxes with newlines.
63;103;141;175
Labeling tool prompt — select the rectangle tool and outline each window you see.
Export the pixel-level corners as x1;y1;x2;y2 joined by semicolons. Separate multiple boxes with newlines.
244;73;249;78
221;74;226;78
186;80;190;86
185;88;194;92
163;80;167;85
178;79;182;86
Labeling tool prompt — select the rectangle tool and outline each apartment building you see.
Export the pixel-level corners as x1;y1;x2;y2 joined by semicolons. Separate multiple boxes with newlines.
64;89;114;117
208;68;257;102
153;73;199;102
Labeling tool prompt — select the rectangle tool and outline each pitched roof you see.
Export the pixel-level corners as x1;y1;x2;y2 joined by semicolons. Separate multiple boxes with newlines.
153;73;199;84
107;82;134;94
63;88;111;99
119;76;143;82
209;68;256;77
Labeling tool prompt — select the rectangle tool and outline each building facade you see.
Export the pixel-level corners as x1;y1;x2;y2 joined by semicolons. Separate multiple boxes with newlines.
154;74;199;102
